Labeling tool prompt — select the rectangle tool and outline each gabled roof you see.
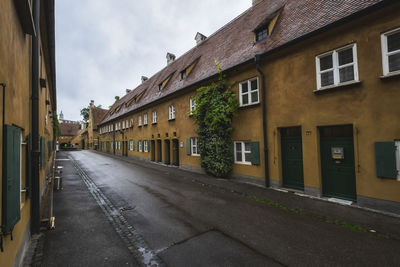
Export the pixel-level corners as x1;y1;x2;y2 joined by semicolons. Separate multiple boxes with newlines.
59;122;80;136
100;0;384;125
91;107;108;130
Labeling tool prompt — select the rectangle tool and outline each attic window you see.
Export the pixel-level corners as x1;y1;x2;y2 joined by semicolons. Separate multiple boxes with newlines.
158;73;174;91
254;8;282;43
115;104;123;113
255;27;268;42
125;97;135;107
180;57;200;80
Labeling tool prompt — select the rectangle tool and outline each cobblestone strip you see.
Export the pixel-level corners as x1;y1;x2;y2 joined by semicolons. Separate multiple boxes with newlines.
69;155;164;267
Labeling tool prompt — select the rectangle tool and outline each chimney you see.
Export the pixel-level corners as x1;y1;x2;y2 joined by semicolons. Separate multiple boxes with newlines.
90;100;94;107
195;32;207;45
252;0;263;5
166;52;176;65
141;76;148;83
126;89;132;94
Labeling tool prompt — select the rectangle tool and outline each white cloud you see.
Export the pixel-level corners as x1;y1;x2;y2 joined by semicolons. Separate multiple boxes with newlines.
56;0;250;120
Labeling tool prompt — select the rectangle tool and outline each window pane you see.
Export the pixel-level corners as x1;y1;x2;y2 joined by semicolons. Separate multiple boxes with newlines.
242;94;249;105
236;142;242;152
339;65;354;83
388;32;400;52
250;79;258;90
319;54;333;71
320;71;334;87
244;142;251;152
251;91;258;103
244;152;251;163
388;53;400;72
241;82;248;93
338;48;353;66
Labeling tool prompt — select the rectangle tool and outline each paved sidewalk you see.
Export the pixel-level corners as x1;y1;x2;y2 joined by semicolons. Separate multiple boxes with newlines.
93;150;400;240
39;151;139;267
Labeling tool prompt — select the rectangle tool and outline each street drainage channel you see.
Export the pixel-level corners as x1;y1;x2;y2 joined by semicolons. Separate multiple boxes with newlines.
69;155;164;267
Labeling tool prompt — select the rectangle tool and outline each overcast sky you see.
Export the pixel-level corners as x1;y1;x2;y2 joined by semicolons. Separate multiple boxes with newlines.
55;0;250;121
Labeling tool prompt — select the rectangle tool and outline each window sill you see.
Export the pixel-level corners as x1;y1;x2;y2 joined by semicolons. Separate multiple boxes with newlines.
152;122;157;125
191;154;200;157
380;71;400;80
234;161;252;165
313;80;361;94
143;124;148;127
238;102;260;109
168;118;176;122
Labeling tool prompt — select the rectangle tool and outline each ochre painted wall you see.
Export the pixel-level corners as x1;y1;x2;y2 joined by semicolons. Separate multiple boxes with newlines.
263;4;400;202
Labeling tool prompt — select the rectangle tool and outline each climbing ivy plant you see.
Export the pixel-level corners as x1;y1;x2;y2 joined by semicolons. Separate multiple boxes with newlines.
192;60;238;177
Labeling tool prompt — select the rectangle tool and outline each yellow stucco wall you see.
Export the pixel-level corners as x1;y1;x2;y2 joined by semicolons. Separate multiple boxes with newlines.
263;4;400;202
0;0;55;265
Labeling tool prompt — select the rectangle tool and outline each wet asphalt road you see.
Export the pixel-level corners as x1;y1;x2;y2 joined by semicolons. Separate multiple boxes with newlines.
67;150;400;267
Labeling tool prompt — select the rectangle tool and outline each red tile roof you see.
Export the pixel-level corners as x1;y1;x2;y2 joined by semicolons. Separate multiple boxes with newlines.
100;0;384;124
91;107;108;130
59;122;80;136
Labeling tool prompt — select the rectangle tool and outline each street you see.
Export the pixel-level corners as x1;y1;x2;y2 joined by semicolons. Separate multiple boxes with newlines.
42;150;400;267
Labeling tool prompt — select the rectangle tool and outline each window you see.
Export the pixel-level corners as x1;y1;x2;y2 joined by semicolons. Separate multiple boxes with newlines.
143;113;148;125
191;138;199;156
129;140;134;151
126;120;128;129
234;141;251;164
316;44;359;89
169;105;175;120
122;120;125;129
381;28;400;76
144;140;148;152
180;70;187;80
255;27;268;42
138;140;143;152
138;116;142;126
189;98;196;115
118;122;121;130
239;78;259;106
130;118;134;128
111;142;113;149
152;111;157;124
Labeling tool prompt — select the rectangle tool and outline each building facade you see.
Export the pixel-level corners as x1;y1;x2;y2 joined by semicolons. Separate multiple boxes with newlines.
58;121;80;148
0;0;56;266
87;100;108;150
97;0;400;214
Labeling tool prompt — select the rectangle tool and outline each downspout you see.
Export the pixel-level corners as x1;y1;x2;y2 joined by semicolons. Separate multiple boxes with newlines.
31;0;40;234
255;55;270;187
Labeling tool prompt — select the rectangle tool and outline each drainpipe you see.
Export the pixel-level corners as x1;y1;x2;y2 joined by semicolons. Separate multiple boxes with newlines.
31;0;40;234
255;55;270;187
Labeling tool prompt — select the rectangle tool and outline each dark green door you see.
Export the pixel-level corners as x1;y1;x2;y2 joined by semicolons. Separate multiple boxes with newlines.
320;126;356;201
281;127;304;190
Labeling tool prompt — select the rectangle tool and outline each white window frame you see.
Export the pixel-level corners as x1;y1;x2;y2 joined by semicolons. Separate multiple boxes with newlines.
122;120;125;129
138;115;142;126
130;118;134;128
129;140;134;151
152;111;157;124
316;43;359;90
381;28;400;76
139;140;143;152
189;98;196;115
191;137;200;156
169;105;175;120
239;77;259;107
111;142;114;149
144;141;148;152
143;113;148;125
234;141;251;165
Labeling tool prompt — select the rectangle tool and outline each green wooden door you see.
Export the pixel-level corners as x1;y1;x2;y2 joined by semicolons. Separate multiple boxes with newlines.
281;127;304;190
320;127;356;201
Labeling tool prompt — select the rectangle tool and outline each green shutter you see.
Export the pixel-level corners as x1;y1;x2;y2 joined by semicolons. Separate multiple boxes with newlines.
250;141;260;165
186;138;191;155
26;135;31;197
2;125;21;233
40;136;45;169
229;142;234;160
375;142;397;179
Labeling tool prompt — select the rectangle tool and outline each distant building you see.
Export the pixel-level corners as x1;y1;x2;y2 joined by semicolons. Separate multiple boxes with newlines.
59;121;80;148
87;100;108;150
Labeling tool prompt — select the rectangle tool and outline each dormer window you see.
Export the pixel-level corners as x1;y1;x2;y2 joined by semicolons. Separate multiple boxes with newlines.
159;73;174;91
181;71;187;80
254;7;282;43
255;27;268;42
180;57;200;80
159;84;163;91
